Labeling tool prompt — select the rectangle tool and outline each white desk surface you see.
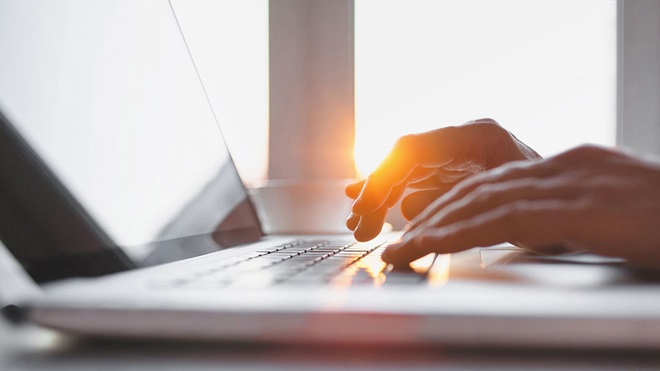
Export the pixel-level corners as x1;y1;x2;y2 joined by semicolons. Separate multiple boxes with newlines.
3;319;660;371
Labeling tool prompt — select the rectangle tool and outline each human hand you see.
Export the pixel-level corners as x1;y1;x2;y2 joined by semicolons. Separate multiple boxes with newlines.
382;145;660;269
346;118;540;241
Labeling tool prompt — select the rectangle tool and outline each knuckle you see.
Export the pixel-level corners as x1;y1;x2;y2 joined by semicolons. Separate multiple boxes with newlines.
471;117;500;126
471;183;498;203
558;144;610;162
522;181;544;194
494;161;528;178
467;119;505;136
393;133;417;150
426;125;460;142
472;190;491;205
465;119;520;154
573;144;603;156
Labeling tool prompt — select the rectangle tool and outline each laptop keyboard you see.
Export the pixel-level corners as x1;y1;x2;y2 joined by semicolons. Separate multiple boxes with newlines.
154;240;395;289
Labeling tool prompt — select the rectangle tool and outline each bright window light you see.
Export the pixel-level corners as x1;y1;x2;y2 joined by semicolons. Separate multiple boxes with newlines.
355;0;617;176
171;0;269;186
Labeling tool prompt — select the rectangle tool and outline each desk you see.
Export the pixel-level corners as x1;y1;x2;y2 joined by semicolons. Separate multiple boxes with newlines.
3;319;660;370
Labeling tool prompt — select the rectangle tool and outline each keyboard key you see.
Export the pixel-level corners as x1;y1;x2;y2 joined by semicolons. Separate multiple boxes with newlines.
325;256;360;265
300;251;332;256
334;251;366;257
280;246;316;252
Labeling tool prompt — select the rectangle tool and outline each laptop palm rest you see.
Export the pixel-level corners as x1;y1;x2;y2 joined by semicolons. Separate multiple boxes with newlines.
477;247;655;288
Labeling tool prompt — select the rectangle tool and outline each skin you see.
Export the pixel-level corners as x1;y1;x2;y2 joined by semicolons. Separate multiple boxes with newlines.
346;118;660;269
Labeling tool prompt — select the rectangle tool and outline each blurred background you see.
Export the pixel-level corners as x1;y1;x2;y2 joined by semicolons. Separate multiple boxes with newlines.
171;0;615;184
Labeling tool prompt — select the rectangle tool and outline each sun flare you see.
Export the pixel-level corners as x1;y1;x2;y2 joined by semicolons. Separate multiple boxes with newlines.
353;124;402;178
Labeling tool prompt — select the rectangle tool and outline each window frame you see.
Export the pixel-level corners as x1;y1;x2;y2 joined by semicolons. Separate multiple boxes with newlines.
269;0;660;180
618;0;660;156
268;0;356;180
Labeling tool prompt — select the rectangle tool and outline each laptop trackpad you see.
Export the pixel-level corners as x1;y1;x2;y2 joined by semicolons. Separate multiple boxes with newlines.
477;248;632;288
480;248;626;267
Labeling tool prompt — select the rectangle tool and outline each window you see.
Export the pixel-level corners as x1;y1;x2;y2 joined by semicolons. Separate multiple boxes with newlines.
355;0;617;176
173;1;660;184
171;0;269;186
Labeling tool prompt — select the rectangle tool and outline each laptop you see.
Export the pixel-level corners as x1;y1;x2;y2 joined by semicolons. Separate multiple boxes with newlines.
2;0;660;349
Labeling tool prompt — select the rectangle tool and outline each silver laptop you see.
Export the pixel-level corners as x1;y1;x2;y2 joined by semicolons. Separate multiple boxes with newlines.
2;0;660;349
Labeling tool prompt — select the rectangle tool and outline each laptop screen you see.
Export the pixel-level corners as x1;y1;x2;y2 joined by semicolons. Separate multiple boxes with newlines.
0;0;263;277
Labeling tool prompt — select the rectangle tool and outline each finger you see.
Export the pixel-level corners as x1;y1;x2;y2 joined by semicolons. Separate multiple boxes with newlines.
345;179;366;199
353;206;388;242
384;167;442;207
400;188;452;221
430;167;476;184
407;167;439;183
346;212;360;231
405;166;479;193
406;159;558;233
408;169;470;190
410;178;577;236
406;168;445;190
384;181;410;208
352;128;461;214
407;177;443;190
354;168;440;211
383;200;576;265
